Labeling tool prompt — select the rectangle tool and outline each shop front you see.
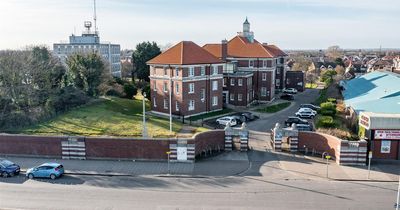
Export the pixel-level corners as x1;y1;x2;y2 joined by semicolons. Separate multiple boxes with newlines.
359;112;400;160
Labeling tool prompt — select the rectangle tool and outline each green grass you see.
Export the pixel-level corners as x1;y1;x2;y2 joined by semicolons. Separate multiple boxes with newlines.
15;97;182;137
188;109;233;121
255;102;291;113
305;83;318;89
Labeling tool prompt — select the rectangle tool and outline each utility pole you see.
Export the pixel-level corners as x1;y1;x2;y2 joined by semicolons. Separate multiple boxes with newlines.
142;92;147;138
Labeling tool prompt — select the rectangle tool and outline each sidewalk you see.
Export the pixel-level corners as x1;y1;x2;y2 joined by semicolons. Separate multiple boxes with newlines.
276;152;399;182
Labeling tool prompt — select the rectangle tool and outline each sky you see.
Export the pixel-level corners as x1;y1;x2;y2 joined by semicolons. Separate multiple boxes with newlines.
0;0;399;50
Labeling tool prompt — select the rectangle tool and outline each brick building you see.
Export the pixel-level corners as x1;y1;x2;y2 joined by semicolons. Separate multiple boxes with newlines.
147;41;224;117
147;18;287;117
203;18;287;106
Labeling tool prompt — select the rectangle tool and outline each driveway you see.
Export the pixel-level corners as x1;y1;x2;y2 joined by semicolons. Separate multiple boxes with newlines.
246;88;321;132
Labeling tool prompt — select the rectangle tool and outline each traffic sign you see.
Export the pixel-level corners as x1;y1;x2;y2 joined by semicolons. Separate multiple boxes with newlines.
369;151;373;158
166;151;171;155
325;155;331;159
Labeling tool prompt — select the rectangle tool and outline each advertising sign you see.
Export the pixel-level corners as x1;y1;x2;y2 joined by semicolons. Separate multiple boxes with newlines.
380;140;391;153
374;130;400;140
359;113;370;129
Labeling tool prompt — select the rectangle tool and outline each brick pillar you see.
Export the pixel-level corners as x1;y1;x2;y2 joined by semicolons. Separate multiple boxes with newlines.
239;130;249;151
169;143;177;161
273;124;283;152
224;124;234;151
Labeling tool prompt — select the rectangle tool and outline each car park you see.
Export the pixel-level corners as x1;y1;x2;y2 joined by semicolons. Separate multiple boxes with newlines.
295;109;316;118
284;116;309;127
26;163;64;180
216;116;238;126
300;104;321;111
283;88;298;94
0;159;20;178
280;94;294;101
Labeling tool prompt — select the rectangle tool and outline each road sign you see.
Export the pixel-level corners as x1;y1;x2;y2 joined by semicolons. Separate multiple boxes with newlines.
325;155;331;159
166;151;171;155
368;151;373;158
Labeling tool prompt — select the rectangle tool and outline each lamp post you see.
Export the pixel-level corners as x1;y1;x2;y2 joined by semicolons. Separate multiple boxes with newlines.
396;175;400;210
142;91;147;138
166;151;171;175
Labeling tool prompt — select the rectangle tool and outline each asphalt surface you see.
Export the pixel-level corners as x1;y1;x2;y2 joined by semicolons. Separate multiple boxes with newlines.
0;174;398;210
247;89;320;132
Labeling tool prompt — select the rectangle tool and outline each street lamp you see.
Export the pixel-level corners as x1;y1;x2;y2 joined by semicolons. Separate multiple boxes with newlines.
142;91;147;138
396;175;400;210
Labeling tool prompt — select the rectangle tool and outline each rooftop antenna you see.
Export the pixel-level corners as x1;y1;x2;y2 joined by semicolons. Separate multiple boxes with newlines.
94;0;97;34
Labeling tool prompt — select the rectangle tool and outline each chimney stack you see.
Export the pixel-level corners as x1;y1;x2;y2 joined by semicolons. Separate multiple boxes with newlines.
221;39;228;61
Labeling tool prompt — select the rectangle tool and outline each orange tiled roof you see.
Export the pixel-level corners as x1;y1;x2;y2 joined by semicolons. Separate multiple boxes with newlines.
202;44;222;58
147;41;223;65
203;36;286;59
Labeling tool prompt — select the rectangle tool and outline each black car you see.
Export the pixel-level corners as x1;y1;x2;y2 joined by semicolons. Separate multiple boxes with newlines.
295;124;313;131
0;159;20;178
280;94;294;101
299;104;321;111
241;112;257;121
284;116;309;127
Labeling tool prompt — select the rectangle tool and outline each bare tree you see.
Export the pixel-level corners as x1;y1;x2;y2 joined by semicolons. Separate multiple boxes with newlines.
326;45;343;59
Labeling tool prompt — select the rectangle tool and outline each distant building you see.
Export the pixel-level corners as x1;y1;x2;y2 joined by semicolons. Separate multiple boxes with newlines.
285;71;305;92
53;21;121;77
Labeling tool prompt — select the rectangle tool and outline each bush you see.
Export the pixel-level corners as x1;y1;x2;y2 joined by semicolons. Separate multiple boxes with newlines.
51;86;90;113
123;83;138;99
320;101;336;116
327;98;337;103
316;116;335;128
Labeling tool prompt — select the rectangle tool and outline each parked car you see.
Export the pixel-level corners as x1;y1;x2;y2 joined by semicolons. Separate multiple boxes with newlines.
295;123;313;131
283;88;298;94
26;163;64;180
0;159;20;178
297;108;317;115
280;94;294;101
284;117;309;127
216;116;237;126
295;109;316;118
300;104;321;111
241;112;257;121
230;114;246;124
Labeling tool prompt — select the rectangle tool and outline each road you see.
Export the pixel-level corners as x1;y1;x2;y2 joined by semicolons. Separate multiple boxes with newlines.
0;174;397;210
247;89;320;132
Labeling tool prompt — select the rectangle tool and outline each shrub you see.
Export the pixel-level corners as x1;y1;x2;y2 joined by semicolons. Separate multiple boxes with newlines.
327;98;337;103
320;101;336;116
123;83;138;99
316;116;335;128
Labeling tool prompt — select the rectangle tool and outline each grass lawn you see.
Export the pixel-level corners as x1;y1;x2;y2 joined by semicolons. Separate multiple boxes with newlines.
15;97;182;137
188;109;233;121
305;83;318;89
255;102;291;113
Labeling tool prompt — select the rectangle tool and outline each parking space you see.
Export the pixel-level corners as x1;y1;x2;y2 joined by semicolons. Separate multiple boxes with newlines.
203;112;259;129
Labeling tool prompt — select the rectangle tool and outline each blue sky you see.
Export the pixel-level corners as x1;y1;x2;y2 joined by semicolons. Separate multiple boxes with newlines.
0;0;399;50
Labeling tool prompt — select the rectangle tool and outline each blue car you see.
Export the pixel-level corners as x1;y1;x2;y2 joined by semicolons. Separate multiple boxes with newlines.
26;163;64;180
0;159;20;178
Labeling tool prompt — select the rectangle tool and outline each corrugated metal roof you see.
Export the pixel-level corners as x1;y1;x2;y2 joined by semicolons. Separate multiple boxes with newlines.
343;71;400;114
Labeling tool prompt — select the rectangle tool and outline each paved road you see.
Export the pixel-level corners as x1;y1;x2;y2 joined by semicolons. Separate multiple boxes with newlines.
247;89;320;132
0;174;398;210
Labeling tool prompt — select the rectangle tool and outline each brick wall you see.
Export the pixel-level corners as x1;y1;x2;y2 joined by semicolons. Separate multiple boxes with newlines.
0;134;64;157
194;130;225;156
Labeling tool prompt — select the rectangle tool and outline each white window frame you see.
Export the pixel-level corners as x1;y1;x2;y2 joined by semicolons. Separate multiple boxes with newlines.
230;93;235;101
263;60;267;68
247;93;250;102
188;100;195;111
212;81;218;91
238;94;243;101
164;67;168;76
249;60;254;68
176;101;179;111
230;78;235;86
189;67;195;77
176;83;179;94
262;73;267;81
163;82;168;92
188;83;194;94
212;96;218;106
200;89;205;102
276;79;281;87
175;67;179;77
163;99;168;109
201;66;205;76
261;87;267;96
212;66;218;75
238;79;243;86
153;82;157;91
153;97;157;107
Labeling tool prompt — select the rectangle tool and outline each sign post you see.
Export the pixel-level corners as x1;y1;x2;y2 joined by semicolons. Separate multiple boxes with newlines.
166;151;171;174
396;176;400;210
325;155;331;178
368;151;372;179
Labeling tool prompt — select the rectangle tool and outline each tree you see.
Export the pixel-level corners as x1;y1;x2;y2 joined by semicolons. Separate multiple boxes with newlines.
291;56;312;71
67;53;107;97
306;72;318;87
326;45;343;59
335;65;345;75
334;57;345;67
132;41;161;82
121;60;133;79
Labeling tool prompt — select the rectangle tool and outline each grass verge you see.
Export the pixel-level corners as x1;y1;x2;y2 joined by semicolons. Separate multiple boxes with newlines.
255;102;291;113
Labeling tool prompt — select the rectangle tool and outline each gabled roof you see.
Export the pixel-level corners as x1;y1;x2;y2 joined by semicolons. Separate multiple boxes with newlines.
147;41;223;65
202;36;286;59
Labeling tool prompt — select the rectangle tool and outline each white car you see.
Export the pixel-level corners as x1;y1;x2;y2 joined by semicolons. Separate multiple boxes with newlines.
297;108;317;115
295;110;316;118
283;88;298;94
216;116;237;126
